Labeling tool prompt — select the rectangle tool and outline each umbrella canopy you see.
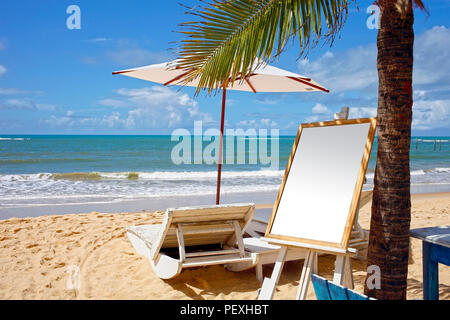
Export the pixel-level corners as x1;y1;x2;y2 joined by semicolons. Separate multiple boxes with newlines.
113;60;329;93
113;60;329;204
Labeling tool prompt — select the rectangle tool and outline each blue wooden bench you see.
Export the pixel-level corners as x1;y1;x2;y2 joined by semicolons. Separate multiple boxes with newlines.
311;274;375;300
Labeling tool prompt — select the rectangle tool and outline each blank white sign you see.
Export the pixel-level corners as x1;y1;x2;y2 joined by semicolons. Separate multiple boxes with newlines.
269;122;372;244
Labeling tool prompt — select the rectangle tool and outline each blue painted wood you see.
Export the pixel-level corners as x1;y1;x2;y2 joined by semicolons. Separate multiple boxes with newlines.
411;226;450;300
328;282;349;300
423;242;450;300
429;242;450;266
311;274;331;300
311;273;371;300
411;226;450;248
346;289;371;300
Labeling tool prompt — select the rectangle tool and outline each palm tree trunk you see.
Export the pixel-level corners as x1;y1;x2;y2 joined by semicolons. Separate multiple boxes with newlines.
364;0;414;300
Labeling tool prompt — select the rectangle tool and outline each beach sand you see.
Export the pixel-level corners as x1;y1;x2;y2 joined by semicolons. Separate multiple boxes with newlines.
0;192;448;300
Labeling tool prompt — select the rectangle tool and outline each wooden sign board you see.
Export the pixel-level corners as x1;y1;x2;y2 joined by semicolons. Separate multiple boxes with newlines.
265;118;377;249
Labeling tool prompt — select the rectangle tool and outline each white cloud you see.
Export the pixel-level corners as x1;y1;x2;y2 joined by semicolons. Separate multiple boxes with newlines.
81;37;170;66
116;87;197;107
0;98;56;111
0;88;43;95
305;103;333;122
298;45;378;93
312;103;332;114
85;38;111;43
255;93;288;105
100;112;127;128
414;26;450;86
46;86;214;131
339;101;449;131
113;86;214;129
236;119;256;127
45;115;73;127
349;107;377;119
298;25;450;95
235;118;278;129
98;98;130;108
260;118;277;127
0;65;6;77
36;103;56;111
283;121;298;131
297;26;450;132
0;38;6;51
46;111;128;129
107;49;168;66
413;99;450;130
0;99;35;110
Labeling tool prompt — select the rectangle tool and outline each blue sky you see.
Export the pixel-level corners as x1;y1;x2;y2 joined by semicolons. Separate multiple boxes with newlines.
0;0;449;135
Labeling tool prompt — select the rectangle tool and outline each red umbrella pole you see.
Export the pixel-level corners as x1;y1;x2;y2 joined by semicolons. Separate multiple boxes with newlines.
216;88;226;205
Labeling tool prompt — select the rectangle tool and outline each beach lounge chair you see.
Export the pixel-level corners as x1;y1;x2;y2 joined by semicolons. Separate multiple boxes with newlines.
126;203;256;279
311;273;375;300
126;203;313;281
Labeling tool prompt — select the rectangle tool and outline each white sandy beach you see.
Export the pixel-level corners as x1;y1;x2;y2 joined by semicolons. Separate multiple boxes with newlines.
0;192;448;300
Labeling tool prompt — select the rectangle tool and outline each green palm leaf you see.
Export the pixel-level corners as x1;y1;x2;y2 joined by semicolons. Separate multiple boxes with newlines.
176;0;349;95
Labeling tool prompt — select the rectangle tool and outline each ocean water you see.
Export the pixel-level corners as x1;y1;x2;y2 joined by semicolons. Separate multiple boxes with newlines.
0;135;449;217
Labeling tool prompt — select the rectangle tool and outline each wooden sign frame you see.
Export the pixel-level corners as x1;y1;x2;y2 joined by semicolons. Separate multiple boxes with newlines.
265;118;377;250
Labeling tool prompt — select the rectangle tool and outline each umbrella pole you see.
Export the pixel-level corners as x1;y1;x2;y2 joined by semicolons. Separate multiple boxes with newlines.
216;88;226;205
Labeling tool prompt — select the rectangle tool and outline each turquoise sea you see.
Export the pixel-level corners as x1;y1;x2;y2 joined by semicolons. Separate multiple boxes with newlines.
0;135;449;218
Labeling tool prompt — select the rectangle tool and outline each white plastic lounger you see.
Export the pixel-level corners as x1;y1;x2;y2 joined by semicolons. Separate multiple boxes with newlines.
126;203;256;279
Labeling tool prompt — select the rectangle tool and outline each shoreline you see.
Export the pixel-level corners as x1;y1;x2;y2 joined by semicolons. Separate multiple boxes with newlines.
2;187;450;220
0;190;278;220
1;191;448;222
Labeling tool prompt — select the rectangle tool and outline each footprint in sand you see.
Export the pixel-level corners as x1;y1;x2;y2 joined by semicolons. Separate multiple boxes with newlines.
63;231;81;237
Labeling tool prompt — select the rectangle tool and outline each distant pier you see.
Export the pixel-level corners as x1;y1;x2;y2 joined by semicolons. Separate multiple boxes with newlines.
415;138;449;151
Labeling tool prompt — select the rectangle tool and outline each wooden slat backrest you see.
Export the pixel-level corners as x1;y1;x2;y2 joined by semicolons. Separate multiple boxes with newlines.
170;204;253;223
152;204;255;259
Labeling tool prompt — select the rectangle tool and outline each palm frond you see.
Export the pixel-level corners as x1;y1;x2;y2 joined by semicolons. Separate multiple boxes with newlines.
176;0;349;95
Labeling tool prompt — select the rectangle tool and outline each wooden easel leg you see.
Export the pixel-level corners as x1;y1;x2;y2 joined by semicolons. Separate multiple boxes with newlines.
256;263;263;283
333;255;346;285
343;256;354;289
295;250;316;300
258;246;288;300
312;252;318;274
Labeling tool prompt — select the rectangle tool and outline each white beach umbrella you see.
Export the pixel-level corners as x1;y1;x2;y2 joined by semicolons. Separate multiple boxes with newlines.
113;60;329;204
